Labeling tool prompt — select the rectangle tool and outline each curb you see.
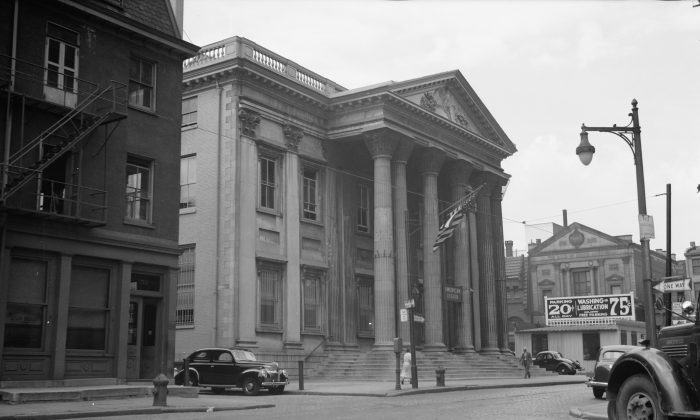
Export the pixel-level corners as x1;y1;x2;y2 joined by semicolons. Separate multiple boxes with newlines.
568;407;607;420
0;404;275;420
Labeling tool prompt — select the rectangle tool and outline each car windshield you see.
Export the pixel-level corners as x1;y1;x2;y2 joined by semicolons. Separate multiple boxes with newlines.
231;349;257;361
601;350;626;362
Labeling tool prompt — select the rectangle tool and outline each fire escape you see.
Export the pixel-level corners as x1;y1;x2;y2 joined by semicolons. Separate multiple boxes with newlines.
0;55;127;226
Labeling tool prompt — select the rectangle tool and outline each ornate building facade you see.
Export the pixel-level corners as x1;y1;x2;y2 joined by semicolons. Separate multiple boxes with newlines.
177;37;516;363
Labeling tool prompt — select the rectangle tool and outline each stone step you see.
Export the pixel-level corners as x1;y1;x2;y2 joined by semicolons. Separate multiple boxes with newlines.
0;385;198;404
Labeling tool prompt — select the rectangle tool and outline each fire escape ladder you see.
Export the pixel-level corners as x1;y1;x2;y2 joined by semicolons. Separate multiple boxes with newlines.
1;83;121;203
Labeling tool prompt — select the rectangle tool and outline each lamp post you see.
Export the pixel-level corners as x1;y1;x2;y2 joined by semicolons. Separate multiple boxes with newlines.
576;99;656;348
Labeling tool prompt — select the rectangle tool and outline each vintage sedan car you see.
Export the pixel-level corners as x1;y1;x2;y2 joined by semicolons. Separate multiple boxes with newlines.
532;350;583;375
174;348;288;396
586;344;637;399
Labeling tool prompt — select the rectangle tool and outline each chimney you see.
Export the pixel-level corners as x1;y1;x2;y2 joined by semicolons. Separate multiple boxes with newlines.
562;209;568;227
505;240;514;257
692;241;697;248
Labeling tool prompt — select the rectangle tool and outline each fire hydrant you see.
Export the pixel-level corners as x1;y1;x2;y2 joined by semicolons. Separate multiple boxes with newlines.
435;366;445;387
152;373;169;406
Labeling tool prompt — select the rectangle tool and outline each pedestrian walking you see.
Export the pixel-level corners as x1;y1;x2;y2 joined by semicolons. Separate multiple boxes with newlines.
520;347;532;379
400;351;412;385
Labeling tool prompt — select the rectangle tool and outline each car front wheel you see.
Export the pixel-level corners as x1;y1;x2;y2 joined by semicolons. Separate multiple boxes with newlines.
557;365;570;375
242;376;261;396
614;374;667;420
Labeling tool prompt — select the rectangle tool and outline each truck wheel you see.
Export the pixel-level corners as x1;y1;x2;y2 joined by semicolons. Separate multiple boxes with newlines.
615;374;666;420
592;387;604;399
242;376;261;396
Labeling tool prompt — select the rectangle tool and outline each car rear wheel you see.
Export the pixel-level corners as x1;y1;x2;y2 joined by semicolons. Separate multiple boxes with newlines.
268;386;285;395
592;387;605;399
614;374;666;420
242;377;261;396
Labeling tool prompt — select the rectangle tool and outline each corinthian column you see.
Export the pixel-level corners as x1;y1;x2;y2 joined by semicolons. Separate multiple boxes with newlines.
236;108;261;348
474;172;499;354
490;177;510;353
419;148;446;351
446;160;475;353
364;131;398;350
283;124;303;350
392;139;413;345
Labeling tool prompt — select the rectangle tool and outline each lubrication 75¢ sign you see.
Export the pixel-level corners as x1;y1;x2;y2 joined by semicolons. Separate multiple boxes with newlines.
545;293;635;324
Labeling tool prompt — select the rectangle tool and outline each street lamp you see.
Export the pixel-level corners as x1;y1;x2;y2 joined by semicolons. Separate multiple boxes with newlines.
576;99;657;348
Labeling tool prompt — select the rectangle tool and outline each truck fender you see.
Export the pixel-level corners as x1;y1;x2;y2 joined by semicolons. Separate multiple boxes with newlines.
607;346;698;414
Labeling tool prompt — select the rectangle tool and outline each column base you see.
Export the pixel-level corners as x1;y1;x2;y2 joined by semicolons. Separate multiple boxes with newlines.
500;348;514;355
422;343;447;352
479;347;501;355
453;346;476;354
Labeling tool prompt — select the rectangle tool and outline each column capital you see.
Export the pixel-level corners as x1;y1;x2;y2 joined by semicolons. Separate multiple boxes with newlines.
393;139;414;164
238;108;261;138
418;147;445;174
445;160;475;188
364;130;398;159
283;124;304;153
471;172;508;197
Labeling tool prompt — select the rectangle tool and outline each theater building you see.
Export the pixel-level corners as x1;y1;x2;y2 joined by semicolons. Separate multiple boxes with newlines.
0;0;197;384
177;37;516;363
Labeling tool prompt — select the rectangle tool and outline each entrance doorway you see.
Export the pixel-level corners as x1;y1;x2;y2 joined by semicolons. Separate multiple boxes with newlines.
126;297;159;380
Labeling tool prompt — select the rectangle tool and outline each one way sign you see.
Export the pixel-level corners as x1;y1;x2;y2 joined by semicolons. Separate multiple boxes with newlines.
652;278;691;293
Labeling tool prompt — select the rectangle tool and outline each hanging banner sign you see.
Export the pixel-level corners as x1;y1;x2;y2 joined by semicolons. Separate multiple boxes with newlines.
639;214;655;240
545;293;635;326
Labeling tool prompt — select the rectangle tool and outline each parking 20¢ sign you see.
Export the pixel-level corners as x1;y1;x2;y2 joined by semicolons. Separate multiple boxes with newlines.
545;293;635;326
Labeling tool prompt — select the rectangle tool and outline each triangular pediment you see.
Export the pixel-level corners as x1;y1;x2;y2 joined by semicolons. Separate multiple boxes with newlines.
531;222;634;255
390;71;516;154
403;86;478;133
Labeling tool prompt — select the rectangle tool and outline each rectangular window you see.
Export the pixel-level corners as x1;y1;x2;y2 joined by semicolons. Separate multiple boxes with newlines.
129;56;155;110
582;332;600;361
177;246;195;327
4;258;48;349
302;271;324;333
258;263;282;330
357;277;374;336
67;265;110;350
572;270;590;296
125;156;153;222
357;184;371;233
45;23;78;92
302;167;319;221
631;331;638;345
181;97;197;127
180;155;196;209
259;156;277;210
620;330;628;345
692;258;700;275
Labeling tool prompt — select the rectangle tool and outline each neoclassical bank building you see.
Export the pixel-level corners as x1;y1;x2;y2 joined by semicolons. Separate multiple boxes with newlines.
177;37;517;368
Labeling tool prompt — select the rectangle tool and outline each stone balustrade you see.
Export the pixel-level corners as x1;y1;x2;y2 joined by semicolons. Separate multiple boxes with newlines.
183;36;344;95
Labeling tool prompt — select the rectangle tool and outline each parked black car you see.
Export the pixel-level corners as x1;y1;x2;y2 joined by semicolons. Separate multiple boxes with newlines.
586;345;637;399
532;350;583;375
174;348;288;396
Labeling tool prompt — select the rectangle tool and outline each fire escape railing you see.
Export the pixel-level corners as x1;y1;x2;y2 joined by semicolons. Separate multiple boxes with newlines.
0;55;127;223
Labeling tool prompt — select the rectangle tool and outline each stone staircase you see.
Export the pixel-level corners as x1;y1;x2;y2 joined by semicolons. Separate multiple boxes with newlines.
305;350;555;381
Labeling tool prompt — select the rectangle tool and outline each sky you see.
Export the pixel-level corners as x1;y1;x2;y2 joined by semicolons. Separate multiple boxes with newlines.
182;0;700;259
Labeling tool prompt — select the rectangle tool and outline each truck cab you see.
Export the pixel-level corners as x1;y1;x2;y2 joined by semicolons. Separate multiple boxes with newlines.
606;301;700;419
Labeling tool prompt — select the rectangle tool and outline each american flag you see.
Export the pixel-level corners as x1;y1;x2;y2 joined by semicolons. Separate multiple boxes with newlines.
432;184;483;252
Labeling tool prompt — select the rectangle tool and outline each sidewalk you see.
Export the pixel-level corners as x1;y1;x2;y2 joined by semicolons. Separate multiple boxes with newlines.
0;375;606;420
